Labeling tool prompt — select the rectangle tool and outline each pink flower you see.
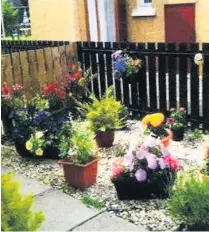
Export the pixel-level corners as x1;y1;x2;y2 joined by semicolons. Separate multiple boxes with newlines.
136;148;147;160
112;50;123;59
146;153;158;170
158;158;167;170
144;136;158;147
163;155;180;171
113;158;124;177
135;169;147;182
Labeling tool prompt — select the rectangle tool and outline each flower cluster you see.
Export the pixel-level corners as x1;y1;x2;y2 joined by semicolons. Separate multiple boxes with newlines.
42;82;66;99
33;110;50;126
112;50;142;79
112;136;179;182
25;131;45;156
64;63;83;82
166;107;186;129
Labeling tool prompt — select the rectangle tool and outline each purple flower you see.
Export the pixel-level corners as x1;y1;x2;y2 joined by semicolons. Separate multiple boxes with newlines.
123;151;134;171
33;118;41;125
136;148;147;160
146;153;158;170
115;58;126;73
135;169;147;182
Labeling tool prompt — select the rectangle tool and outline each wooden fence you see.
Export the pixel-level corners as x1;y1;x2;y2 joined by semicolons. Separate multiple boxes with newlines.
1;43;76;98
1;40;70;54
77;42;209;130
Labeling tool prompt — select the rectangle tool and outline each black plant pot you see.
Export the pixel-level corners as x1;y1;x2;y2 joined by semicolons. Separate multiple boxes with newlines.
176;223;209;231
112;171;176;200
172;127;184;141
15;142;60;159
1;107;13;136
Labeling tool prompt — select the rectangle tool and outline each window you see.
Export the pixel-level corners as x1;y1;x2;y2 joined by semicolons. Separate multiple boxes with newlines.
132;0;156;17
141;0;152;7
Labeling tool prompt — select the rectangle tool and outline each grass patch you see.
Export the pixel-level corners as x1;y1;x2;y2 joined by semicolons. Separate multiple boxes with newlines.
82;195;104;209
186;129;202;142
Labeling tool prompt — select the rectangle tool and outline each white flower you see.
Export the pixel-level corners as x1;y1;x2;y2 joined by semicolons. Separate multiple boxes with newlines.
35;131;44;139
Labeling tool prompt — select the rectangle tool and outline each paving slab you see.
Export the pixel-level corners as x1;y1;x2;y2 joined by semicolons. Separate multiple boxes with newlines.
1;166;51;196
34;190;100;231
72;212;145;231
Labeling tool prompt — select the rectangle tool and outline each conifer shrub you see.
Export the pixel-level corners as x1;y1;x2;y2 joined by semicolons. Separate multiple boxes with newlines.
1;172;45;231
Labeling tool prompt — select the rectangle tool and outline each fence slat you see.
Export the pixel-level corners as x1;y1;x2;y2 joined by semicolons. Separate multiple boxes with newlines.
105;42;113;87
148;43;157;111
28;50;40;95
11;52;22;85
2;55;12;87
97;42;106;96
179;43;188;109
203;43;209;131
43;47;54;84
158;43;167;112
51;47;62;82
190;43;199;128
19;51;30;98
167;43;177;109
36;49;47;88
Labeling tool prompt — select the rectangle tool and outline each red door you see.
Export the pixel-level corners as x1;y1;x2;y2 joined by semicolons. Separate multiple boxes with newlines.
165;4;195;43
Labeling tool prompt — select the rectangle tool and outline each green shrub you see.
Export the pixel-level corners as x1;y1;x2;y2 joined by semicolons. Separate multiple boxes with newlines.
79;86;127;132
59;120;95;164
168;170;209;228
1;172;45;231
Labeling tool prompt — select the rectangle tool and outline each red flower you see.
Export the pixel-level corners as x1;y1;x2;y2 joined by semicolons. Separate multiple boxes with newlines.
42;83;57;95
57;89;66;99
1;86;9;95
73;71;82;80
12;84;23;91
206;147;209;159
112;158;124;177
163;155;180;171
167;118;174;125
71;64;76;70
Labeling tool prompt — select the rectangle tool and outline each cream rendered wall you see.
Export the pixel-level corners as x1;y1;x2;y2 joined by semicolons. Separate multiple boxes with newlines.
127;0;209;42
29;0;88;41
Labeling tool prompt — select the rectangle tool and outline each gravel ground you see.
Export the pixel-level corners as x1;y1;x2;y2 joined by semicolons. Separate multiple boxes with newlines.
2;120;208;231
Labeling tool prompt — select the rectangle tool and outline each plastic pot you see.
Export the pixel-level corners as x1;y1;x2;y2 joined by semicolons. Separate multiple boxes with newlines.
172;127;184;141
95;131;115;148
59;159;98;189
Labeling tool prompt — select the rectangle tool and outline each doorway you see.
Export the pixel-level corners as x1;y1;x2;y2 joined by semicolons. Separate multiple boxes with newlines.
165;4;195;43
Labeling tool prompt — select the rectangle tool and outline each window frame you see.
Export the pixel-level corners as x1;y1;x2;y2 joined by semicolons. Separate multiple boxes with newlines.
140;0;152;7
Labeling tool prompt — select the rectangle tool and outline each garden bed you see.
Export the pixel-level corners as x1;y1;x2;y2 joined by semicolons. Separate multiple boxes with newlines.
1;120;207;231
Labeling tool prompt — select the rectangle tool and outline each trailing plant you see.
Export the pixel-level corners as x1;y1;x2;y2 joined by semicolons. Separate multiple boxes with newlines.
166;107;186;129
79;86;127;132
186;128;202;142
82;195;104;209
112;50;142;79
168;170;209;229
1;172;45;231
59;120;96;164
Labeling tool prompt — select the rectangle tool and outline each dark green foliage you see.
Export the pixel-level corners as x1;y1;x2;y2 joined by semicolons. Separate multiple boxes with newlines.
1;172;45;231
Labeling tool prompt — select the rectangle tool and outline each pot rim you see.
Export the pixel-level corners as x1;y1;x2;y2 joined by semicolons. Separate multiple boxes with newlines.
59;158;99;167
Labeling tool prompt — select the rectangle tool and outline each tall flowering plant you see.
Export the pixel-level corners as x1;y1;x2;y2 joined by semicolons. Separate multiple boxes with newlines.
112;50;142;79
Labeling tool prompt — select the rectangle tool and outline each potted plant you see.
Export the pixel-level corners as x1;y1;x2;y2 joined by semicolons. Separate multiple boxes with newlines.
166;107;186;141
79;86;127;148
112;50;142;81
59;121;98;189
168;170;209;231
111;135;179;200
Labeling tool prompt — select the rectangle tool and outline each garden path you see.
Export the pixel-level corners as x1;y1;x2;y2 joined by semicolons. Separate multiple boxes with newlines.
1;166;145;231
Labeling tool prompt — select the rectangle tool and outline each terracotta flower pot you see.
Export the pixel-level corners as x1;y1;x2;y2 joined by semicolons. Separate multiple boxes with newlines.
59;159;98;189
95;131;115;148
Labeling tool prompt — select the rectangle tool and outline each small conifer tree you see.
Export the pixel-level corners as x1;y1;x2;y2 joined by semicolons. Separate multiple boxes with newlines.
1;172;45;231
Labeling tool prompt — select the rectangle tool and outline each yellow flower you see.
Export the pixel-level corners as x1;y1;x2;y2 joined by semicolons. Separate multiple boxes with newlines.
35;148;43;156
35;131;44;139
149;113;165;128
141;115;150;126
26;141;33;151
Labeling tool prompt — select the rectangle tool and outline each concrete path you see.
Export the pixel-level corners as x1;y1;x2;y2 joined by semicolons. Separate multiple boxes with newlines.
2;166;145;231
